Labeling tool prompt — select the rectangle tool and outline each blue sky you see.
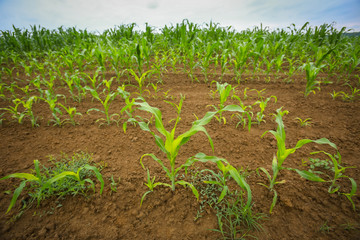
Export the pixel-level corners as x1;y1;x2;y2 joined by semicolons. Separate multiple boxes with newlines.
0;0;359;32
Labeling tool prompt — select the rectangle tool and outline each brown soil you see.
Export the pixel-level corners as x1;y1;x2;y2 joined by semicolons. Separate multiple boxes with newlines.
0;72;360;240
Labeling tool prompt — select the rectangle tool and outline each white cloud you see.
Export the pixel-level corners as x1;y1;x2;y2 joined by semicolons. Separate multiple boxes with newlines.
0;0;359;32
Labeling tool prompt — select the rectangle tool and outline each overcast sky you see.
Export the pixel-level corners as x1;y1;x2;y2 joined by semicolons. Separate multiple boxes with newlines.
0;0;359;33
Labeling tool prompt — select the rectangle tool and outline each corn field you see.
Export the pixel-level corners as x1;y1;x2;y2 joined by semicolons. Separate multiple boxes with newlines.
0;21;359;240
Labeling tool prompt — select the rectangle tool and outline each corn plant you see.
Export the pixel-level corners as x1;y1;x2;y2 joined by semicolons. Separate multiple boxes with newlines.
40;90;66;126
231;41;251;83
0;99;25;124
126;69;153;96
209;81;236;124
135;96;219;199
0;158;104;214
340;83;360;102
65;72;87;103
192;154;252;209
253;95;277;124
219;48;230;80
82;67;102;90
20;96;39;127
297;151;357;211
58;103;82;126
85;82;119;126
258;108;337;213
140;168;164;206
302;62;324;97
199;42;218;82
117;86;138;133
231;95;253;131
295;117;312;127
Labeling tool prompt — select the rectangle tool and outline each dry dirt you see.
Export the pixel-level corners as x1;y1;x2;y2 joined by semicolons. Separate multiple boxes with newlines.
0;72;360;239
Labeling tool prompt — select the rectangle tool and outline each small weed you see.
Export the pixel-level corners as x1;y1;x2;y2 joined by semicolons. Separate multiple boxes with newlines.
319;221;332;234
109;175;120;194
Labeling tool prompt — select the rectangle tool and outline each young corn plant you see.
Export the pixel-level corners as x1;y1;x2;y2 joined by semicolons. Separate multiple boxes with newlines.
58;103;82;126
135;96;220;201
0;157;104;214
231;95;253;131
209;82;234;124
0;99;25;125
199;42;218;82
0;96;39;127
19;96;39;127
82;67;102;90
253;95;277;124
258;108;337;213
302;62;323;97
295;117;312;127
85;82;119;126
117;86;138;133
299;151;357;211
126;69;153;96
210;81;247;125
193;154;252;209
40;90;66;126
140;168;164;206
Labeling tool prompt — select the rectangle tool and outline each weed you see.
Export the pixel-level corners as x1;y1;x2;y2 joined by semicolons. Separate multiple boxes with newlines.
0;152;104;214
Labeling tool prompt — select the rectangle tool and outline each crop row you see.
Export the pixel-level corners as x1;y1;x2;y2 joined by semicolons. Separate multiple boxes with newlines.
1;21;359;84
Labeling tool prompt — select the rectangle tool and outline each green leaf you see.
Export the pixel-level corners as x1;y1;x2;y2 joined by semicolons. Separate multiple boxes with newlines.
294;169;326;182
176;180;199;200
0;173;39;182
6;181;27;214
218;186;228;203
83;164;105;194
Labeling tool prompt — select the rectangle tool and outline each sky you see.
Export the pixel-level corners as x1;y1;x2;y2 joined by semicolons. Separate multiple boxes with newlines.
0;0;359;33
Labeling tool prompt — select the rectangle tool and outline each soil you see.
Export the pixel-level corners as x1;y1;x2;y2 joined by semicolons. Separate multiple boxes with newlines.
0;71;360;240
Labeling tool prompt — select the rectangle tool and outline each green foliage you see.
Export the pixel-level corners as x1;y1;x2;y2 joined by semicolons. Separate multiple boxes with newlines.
85;79;120;126
0;152;104;214
135;96;218;197
259;107;338;213
295;117;312;127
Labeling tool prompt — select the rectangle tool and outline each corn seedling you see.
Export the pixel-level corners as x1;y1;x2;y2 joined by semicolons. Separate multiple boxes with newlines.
0;96;38;126
140;168;164;206
195;154;252;208
258;108;337;213
340;83;360;102
40;90;66;126
118;87;137;132
135;96;219;199
253;95;277;124
303;151;357;210
231;95;253;131
302;62;323;97
0;156;104;214
210;81;236;124
330;90;342;100
58;103;82;126
82;67;102;90
199;42;218;82
85;82;120;126
127;69;153;96
109;175;120;194
295;117;312;127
